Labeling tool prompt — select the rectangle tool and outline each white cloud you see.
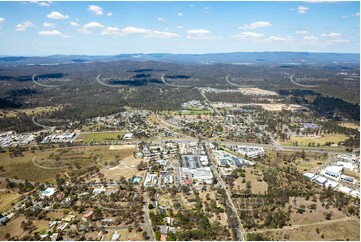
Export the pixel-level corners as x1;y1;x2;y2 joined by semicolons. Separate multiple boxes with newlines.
101;26;121;35
268;36;293;42
321;32;342;38
303;35;319;41
177;12;183;17
70;21;80;27
15;21;34;31
177;26;185;29
29;1;51;7
298;6;309;14
47;11;69;19
77;28;92;34
355;12;360;16
205;6;210;13
106;12;113;16
295;30;308;35
147;31;179;38
0;17;4;24
122;26;149;35
233;31;265;39
158;17;167;23
43;22;55;28
186;29;221;39
117;26;179;38
83;21;104;28
88;5;103;15
239;21;272;30
38;29;71;38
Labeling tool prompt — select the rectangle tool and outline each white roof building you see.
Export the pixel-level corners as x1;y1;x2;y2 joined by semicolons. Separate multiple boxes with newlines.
303;172;316;180
123;133;133;139
324;166;343;179
314;175;327;185
324;180;339;189
338;186;352;195
40;188;56;197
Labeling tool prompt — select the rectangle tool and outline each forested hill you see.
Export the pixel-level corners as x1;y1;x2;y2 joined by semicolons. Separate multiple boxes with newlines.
0;52;359;66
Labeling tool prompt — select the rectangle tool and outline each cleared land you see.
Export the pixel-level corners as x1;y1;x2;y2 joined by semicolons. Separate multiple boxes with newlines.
234;167;268;195
76;131;125;143
239;88;278;96
0;106;63;118
338;122;360;130
281;134;349;147
259;217;359;241
0;191;21;213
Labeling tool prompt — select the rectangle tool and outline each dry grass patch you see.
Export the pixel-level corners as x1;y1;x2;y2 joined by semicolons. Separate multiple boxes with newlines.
234;167;268;195
0;191;21;213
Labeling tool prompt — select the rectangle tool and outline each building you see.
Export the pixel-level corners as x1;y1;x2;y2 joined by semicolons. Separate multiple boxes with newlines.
303;172;316;180
324;166;343;179
324;180;339;189
182;155;201;169
123;133;133;140
313;175;327;185
40;187;56;197
340;175;354;183
111;231;120;241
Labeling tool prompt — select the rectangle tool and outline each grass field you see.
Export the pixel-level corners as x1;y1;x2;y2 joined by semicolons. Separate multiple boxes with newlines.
76;131;125;143
234;167;268;195
260;217;359;241
0;106;63;118
0;191;21;213
281;134;349;147
0;145;135;183
338;122;360;130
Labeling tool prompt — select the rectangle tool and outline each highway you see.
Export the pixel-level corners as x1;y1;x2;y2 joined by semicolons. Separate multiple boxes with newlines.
203;142;245;241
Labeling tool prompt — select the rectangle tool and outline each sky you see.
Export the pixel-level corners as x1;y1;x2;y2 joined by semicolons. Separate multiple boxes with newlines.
0;1;359;55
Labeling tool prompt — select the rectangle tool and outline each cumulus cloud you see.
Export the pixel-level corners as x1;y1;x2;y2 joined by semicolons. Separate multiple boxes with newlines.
186;29;222;39
158;17;167;22
147;30;179;38
83;21;104;28
88;5;103;15
15;21;34;31
295;30;308;35
47;11;69;19
106;12;113;16
122;26;149;35
101;26;179;38
303;35;319;41
268;36;293;42
70;21;80;27
38;29;71;38
177;12;183;17
101;26;121;35
233;31;265;40
298;6;309;14
43;22;55;28
29;1;51;7
321;32;342;38
239;21;271;30
0;17;4;24
177;26;185;29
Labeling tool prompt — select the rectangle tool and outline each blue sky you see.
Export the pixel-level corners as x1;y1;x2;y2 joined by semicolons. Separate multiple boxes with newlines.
0;1;359;55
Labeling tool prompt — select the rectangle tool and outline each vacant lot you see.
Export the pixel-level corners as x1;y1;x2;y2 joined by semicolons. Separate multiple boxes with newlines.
0;106;62;118
76;131;125;143
282;134;348;147
0;215;26;240
234;167;268;195
260;217;359;241
338;122;359;130
0;191;21;213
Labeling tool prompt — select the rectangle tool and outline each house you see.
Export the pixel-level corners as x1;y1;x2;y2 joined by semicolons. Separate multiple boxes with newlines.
111;230;120;241
51;233;59;241
82;208;93;222
63;214;76;223
123;133;133;140
0;216;8;225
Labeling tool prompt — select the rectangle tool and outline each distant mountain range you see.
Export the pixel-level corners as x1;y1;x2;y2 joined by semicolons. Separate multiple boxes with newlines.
0;52;359;65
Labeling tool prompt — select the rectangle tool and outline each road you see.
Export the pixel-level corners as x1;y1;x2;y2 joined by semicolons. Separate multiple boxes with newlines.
143;192;155;241
203;142;245;241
